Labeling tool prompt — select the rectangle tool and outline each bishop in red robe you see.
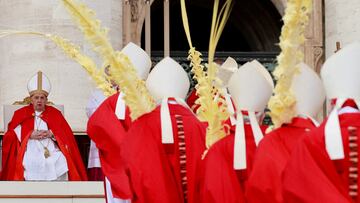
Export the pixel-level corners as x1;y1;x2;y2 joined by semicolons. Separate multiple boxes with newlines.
282;108;360;203
87;42;152;202
1;71;87;181
200;123;267;203
246;117;317;203
122;100;206;203
246;62;325;203
87;92;132;199
200;60;274;203
121;57;206;203
282;42;360;203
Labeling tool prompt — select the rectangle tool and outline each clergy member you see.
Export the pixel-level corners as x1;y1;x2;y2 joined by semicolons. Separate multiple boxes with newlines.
282;41;360;203
186;56;237;119
246;63;325;203
87;42;151;202
86;89;106;181
86;65;119;181
1;71;87;181
200;60;274;203
121;57;206;203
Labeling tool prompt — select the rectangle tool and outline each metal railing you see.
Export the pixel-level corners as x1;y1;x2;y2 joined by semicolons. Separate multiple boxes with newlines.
151;51;279;125
151;51;278;89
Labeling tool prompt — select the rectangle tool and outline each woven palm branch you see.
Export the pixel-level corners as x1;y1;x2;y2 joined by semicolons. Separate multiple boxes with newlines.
268;0;313;128
180;0;233;148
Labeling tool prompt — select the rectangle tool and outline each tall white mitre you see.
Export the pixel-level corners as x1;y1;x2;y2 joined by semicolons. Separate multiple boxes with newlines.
121;42;152;80
146;57;190;144
217;56;238;87
216;57;238;124
27;71;51;96
320;41;360;160
291;63;325;120
227;60;274;170
114;42;152;120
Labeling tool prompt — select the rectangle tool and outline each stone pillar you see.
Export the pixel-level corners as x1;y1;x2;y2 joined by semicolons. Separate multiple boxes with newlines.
325;0;360;58
0;0;123;132
304;0;324;73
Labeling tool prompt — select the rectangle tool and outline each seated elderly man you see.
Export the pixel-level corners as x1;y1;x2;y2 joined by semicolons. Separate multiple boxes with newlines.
1;71;87;181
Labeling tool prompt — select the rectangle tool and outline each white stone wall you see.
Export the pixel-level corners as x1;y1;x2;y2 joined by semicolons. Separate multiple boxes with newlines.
325;0;360;58
0;0;123;132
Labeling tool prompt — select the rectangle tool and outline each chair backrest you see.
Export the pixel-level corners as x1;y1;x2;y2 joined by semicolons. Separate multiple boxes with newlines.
3;105;64;132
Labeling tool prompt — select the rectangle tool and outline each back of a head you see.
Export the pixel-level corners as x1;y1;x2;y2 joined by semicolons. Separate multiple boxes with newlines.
321;41;360;101
146;57;190;102
121;42;152;80
292;63;325;118
227;60;274;112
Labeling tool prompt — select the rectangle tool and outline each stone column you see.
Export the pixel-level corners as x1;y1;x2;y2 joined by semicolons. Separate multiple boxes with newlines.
0;0;123;132
304;0;324;73
325;0;360;58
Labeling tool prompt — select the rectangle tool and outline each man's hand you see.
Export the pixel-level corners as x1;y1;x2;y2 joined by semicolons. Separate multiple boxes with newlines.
30;130;53;140
41;130;54;139
30;130;42;140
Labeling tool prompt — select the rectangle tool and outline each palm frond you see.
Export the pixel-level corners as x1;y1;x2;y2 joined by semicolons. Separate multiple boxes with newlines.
61;0;156;120
268;0;313;128
0;30;115;96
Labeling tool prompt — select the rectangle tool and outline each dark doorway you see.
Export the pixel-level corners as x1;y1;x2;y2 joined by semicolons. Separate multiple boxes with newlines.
141;0;283;52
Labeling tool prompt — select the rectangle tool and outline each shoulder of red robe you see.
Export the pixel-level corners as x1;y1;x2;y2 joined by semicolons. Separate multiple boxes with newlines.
45;105;63;116
7;105;34;130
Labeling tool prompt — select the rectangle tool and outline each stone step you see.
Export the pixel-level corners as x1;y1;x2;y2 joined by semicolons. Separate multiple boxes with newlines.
0;181;105;203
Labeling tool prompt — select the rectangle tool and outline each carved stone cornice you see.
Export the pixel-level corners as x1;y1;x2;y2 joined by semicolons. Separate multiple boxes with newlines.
129;0;139;22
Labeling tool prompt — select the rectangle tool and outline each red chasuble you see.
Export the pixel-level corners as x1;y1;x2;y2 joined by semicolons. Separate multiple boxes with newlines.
246;117;317;203
282;113;360;203
1;105;87;181
121;102;206;203
200;124;267;203
87;92;132;199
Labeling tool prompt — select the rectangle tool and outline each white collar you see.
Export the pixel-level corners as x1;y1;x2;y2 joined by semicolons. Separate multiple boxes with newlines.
35;111;43;116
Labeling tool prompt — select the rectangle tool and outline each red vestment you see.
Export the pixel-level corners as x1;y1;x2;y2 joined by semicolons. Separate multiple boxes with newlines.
87;92;132;199
246;117;317;203
186;89;200;113
121;102;206;203
282;113;360;203
1;105;87;181
199;124;267;203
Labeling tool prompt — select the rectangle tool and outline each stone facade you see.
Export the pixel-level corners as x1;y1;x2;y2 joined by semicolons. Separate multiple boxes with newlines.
0;0;331;132
325;0;360;58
